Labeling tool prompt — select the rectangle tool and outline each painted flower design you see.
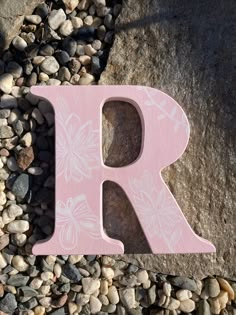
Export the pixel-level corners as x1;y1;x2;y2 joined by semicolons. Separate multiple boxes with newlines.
56;112;99;182
129;171;182;252
56;195;100;251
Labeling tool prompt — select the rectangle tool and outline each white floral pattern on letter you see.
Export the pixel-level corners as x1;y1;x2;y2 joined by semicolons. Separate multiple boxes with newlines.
129;171;183;252
56;195;100;251
56;112;99;183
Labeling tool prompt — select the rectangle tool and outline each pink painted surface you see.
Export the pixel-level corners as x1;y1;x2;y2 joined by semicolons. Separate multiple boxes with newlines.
31;85;216;255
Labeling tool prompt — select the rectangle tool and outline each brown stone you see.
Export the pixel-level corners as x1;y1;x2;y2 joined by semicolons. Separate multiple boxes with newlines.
16;146;34;170
52;294;68;308
100;0;235;278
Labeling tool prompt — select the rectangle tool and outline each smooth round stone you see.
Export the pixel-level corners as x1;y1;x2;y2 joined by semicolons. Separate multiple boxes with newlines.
93;0;106;7
25;15;42;24
58;67;71;81
35;3;49;19
84;15;93;26
63;0;79;13
90;296;102;314
39;72;49;82
27;72;37;86
0;73;13;94
39;44;54;56
179;299;196;313
54;263;62;278
40;271;54;281
92;39;102;50
27;167;43;175
104;31;114;44
205;278;220;298
76;45;85;56
11;86;22;98
120;288;136;309
93;17;103;27
40;57;60;75
176;289;192;301
82;278;100;294
38;100;53;114
72;26;96;43
163;282;172;297
217;278;235;300
169;276;197;291
97;25;106;41
71;17;83;28
7;220;29;233
12;255;29;272
89;4;96;15
11;174;29;198
101;266;114;280
30;278;43;290
34;306;46;315
107;286;119;304
32;56;45;65
96;6;111;17
0;125;14;139
1;94;17;109
91;56;101;76
6;61;23;79
54;50;70;66
48;9;66;30
21;32;36;44
7;156;19;172
84;44;96;56
12;233;27;247
79;73;95;85
62;37;77;56
12;36;27;51
104;14;114;29
68;58;81;74
70;74;80;84
46;79;61;86
79;55;91;65
59;20;73;36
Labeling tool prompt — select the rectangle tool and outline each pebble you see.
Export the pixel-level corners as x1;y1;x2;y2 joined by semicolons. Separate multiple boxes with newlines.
48;9;66;30
209;291;228;314
84;44;97;56
7;220;29;233
20;132;33;147
12;233;27;247
0;293;17;314
30;278;43;290
25;15;42;24
58;67;71;81
35;3;49;19
197;300;211;315
62;37;77;56
34;306;46;315
11;173;29;198
0;74;13;94
169;276;197;291
54;50;70;66
102;266;114;279
63;263;81;282
0;192;6;206
76;293;90;306
0;126;14;139
1;94;18;109
7;274;29;287
59;20;73;37
0;234;9;250
16;146;34;170
27;166;43;175
40;57;60;75
90;295;102;314
107;285;119;304
12;255;29;272
6;61;23;79
176;289;192;301
63;0;79;13
7;204;23;218
0;253;7;269
72;17;83;28
82;277;100;294
179;299;195;313
12;36;27;51
79;55;91;65
217;278;235;300
94;0;106;7
120;288;136;309
79;73;95;85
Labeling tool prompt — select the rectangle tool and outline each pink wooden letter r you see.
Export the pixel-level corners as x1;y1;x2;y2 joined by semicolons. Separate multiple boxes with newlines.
31;85;216;255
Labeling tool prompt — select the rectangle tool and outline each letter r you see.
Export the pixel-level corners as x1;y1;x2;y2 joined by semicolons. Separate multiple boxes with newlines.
31;85;215;255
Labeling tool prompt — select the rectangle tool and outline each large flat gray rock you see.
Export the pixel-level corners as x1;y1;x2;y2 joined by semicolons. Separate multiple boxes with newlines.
101;0;236;279
0;0;42;52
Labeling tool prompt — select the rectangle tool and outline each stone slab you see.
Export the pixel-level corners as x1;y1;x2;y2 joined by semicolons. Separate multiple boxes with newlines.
100;0;236;279
0;0;43;52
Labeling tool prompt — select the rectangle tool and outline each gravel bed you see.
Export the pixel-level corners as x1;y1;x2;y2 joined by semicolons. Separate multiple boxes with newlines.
0;0;235;314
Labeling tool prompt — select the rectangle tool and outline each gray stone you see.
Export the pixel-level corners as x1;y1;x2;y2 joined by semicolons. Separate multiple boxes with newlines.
100;0;236;279
25;15;42;24
12;36;27;51
197;300;211;315
18;286;38;298
0;94;18;109
50;308;66;315
6;61;23;79
169;277;197;291
11;174;29;198
62;263;81;282
0;293;17;314
7;274;30;287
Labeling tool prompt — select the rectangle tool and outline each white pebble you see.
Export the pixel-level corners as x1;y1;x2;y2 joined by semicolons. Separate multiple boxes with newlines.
180;299;196;313
136;270;149;284
82;278;100;294
79;55;91;65
21;132;33;147
102;266;114;280
59;20;73;36
12;233;27;247
84;15;93;26
7;204;23;218
48;9;66;30
63;0;79;13
107;285;119;304
0;253;7;269
79;73;95;85
25;15;42;24
27;167;43;176
0;191;6;206
40;57;60;75
54;263;62;278
12;255;29;272
7;220;29;233
0;74;13;94
90;295;102;314
72;17;83;28
12;36;27;51
30;277;43;289
41;271;54;281
120;288;136;309
84;44;96;56
176;289;193;301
